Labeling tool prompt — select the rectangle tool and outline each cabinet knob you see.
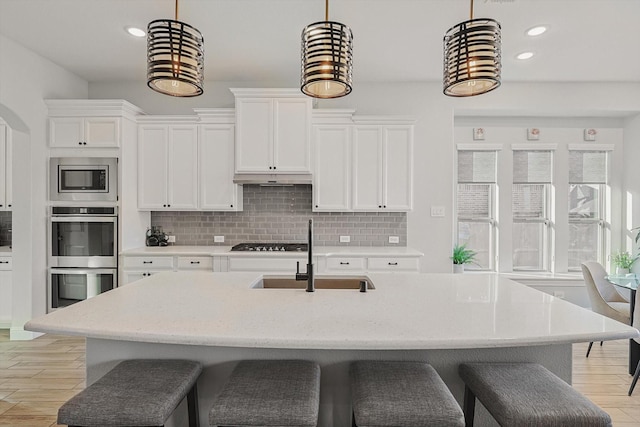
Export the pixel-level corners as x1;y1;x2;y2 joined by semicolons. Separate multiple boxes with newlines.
230;204;233;208
273;166;276;170
378;205;382;208
315;205;318;208
78;142;82;146
383;205;387;208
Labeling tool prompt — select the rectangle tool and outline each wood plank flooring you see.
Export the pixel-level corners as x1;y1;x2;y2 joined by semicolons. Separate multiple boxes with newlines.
1;331;640;426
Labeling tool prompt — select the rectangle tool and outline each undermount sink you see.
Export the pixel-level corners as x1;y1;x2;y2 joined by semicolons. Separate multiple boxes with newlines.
251;275;375;290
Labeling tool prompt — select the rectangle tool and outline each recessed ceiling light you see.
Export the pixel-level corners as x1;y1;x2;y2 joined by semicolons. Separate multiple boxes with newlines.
125;26;146;37
526;26;547;37
516;52;535;60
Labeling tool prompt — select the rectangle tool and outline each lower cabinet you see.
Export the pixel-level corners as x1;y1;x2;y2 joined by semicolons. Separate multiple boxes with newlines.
122;255;215;285
227;257;308;273
0;256;12;328
317;256;420;273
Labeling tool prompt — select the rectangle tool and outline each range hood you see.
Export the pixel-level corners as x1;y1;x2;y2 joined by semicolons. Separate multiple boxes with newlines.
233;173;313;186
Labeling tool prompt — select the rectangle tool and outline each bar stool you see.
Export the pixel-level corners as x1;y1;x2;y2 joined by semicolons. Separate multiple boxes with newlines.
58;359;202;427
459;362;612;427
350;361;465;427
209;359;321;427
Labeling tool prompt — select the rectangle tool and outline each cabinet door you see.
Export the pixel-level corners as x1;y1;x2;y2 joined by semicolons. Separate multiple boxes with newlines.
0;126;6;210
85;117;120;147
200;125;241;210
0;269;11;326
138;125;169;209
383;126;413;211
235;98;272;172
49;117;84;147
353;126;383;210
273;98;311;172
167;126;198;209
313;125;351;211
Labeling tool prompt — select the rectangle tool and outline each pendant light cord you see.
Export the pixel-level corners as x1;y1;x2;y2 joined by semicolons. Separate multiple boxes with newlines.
470;0;474;20
325;0;329;21
175;0;179;21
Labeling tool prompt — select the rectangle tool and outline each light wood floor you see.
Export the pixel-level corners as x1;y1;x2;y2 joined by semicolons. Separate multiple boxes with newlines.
1;332;640;426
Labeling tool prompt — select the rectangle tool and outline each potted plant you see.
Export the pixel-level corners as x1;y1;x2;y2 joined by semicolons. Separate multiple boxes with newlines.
451;244;477;273
612;251;638;275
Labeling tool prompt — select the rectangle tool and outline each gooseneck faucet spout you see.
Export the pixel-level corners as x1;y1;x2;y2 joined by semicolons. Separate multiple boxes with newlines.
295;219;314;292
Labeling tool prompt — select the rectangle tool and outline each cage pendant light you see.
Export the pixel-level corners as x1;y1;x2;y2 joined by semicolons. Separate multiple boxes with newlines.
443;0;501;97
147;0;204;97
301;0;353;99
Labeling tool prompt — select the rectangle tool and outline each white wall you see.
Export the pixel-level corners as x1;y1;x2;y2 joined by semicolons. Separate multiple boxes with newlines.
0;34;88;339
624;114;640;272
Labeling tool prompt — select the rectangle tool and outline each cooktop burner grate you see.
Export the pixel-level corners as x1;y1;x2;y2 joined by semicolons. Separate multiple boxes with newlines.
230;243;308;252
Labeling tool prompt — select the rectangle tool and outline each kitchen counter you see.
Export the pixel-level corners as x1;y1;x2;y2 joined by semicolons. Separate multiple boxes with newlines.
0;246;12;254
121;245;424;257
25;272;637;427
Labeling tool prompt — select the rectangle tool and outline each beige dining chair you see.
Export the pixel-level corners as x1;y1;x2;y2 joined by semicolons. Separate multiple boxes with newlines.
581;261;631;357
629;290;640;395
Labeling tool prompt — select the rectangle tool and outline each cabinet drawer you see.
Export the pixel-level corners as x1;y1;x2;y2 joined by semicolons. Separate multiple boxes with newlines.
326;257;366;271
123;256;174;270
0;256;11;270
228;257;306;272
368;257;419;271
177;256;213;271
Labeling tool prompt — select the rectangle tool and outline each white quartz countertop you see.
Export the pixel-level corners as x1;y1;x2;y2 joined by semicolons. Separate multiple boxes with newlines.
25;272;638;350
0;246;11;254
121;246;424;257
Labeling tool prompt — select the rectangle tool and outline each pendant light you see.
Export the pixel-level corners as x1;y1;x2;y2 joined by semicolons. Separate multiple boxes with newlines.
301;0;354;99
147;0;204;97
443;0;501;97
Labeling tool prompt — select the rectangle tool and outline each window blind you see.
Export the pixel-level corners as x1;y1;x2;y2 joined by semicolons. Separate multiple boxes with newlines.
569;151;607;184
513;150;552;183
457;151;497;183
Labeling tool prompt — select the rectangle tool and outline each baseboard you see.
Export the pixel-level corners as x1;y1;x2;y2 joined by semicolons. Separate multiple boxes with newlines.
9;326;42;341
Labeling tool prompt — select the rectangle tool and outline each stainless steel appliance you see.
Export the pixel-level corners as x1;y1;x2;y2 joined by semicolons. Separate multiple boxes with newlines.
48;206;118;312
49;268;116;310
50;157;117;202
49;206;118;268
230;243;308;252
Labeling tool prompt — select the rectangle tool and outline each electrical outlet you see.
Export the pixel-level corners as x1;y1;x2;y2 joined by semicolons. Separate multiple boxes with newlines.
389;236;400;244
167;235;176;243
431;206;445;217
214;236;225;243
339;235;351;243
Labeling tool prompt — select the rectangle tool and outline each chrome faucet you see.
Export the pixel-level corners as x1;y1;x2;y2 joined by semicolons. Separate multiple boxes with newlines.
295;219;314;292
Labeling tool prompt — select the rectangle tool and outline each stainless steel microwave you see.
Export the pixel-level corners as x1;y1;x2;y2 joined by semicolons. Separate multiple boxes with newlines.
50;157;117;202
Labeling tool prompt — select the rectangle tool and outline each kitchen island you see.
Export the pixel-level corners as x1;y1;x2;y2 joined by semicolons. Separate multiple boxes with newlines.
26;272;639;427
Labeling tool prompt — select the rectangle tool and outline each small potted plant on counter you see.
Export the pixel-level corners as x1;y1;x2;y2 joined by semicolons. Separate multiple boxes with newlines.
451;244;477;273
612;251;638;275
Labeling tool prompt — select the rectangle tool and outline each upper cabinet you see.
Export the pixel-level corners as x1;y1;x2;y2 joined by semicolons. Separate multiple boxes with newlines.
353;122;414;212
138;121;199;210
232;89;311;173
45;100;143;149
0;125;12;211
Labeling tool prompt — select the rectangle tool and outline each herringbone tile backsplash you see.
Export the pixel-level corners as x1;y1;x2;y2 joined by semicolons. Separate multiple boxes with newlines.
151;185;406;246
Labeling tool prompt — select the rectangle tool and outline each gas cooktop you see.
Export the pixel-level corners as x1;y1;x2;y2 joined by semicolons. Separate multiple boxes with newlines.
230;243;308;252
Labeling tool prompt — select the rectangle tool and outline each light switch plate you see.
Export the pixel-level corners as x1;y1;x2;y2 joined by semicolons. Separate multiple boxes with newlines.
431;206;445;217
167;235;176;243
340;235;351;243
389;236;400;244
214;236;225;243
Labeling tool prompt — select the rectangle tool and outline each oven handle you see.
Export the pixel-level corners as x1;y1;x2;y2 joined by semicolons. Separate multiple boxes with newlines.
49;268;117;275
50;216;117;223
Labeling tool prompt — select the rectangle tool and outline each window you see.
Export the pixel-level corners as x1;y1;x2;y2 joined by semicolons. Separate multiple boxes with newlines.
456;150;497;270
568;150;608;270
512;150;552;271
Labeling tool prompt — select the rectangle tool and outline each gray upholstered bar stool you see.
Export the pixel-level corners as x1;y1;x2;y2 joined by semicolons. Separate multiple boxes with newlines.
459;362;612;427
57;359;203;427
350;361;465;427
209;360;321;427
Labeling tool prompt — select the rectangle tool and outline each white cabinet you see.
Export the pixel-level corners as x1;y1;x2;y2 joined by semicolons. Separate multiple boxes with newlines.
49;117;120;148
122;255;174;285
228;256;308;273
138;124;198;210
176;256;214;271
353;125;413;211
199;125;242;211
233;89;311;173
0;255;12;327
0;125;12;210
313;125;351;211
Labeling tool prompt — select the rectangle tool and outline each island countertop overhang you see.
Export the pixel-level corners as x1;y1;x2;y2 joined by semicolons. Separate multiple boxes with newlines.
25;271;639;350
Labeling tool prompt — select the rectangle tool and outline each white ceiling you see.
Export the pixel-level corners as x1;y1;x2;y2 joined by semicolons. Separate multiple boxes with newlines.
0;0;638;86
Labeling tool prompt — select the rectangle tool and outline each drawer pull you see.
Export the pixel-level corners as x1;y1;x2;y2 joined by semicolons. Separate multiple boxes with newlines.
190;261;200;264
143;261;153;264
340;262;350;265
0;261;9;264
388;262;398;266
